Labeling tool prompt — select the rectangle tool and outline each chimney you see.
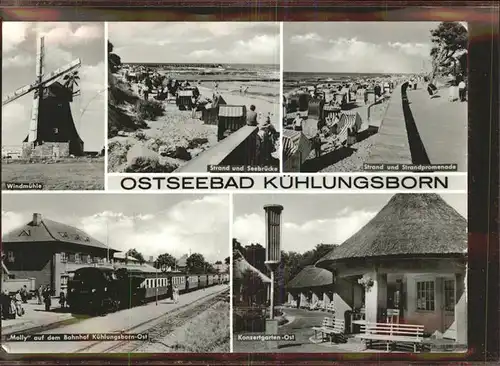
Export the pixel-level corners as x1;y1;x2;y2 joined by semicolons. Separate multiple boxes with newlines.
32;213;42;226
263;204;284;272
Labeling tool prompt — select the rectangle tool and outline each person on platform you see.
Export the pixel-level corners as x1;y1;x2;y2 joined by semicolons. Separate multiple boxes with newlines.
246;105;258;126
43;286;52;312
14;291;24;317
59;291;66;309
173;285;179;304
37;285;43;305
20;285;28;303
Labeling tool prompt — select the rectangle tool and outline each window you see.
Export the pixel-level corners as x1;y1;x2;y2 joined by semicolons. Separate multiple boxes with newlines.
75;253;80;263
86;255;91;264
53;128;59;134
61;276;68;286
444;280;455;312
416;281;435;311
7;251;15;262
60;252;67;262
68;253;76;262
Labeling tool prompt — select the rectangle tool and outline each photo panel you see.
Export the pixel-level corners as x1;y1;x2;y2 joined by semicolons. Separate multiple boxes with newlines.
282;22;468;173
1;193;230;353
107;22;281;174
232;193;467;353
2;22;106;190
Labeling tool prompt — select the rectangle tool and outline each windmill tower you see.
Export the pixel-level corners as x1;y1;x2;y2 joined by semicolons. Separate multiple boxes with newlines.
2;37;84;158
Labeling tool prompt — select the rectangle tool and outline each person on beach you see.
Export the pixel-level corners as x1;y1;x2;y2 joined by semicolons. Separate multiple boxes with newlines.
293;113;303;132
458;79;466;101
246;105;258;126
312;132;322;158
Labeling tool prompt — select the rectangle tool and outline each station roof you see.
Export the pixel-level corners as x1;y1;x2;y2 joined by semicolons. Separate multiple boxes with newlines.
287;265;333;290
316;194;467;267
2;213;118;252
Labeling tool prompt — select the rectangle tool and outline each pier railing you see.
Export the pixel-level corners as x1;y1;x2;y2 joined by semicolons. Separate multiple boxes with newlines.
176;125;259;172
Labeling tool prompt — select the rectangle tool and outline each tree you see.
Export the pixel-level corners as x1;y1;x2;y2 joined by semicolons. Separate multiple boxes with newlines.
429;22;468;79
204;262;216;274
224;256;230;265
215;260;222;265
186;253;206;274
155;253;176;272
125;248;145;264
108;41;122;74
63;71;80;96
240;269;266;306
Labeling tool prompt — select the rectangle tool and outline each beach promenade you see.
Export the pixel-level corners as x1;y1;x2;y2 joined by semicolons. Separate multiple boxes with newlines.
367;85;467;171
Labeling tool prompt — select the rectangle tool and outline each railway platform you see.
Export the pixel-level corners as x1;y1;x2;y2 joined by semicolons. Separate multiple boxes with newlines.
2;284;228;354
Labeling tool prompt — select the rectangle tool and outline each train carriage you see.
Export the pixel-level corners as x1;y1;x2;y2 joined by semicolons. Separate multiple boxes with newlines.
199;274;208;288
186;275;199;292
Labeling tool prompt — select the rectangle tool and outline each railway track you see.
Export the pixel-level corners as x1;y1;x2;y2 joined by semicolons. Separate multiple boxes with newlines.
74;287;229;353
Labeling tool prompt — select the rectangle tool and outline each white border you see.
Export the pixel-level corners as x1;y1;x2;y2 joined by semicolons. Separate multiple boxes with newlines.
279;21;284;173
104;21;109;190
229;193;234;352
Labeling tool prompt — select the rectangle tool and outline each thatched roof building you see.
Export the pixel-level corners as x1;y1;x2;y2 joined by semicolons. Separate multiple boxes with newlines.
316;194;467;267
287;265;333;290
233;250;271;283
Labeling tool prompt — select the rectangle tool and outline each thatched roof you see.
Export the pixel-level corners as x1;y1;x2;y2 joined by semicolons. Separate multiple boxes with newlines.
233;250;271;283
316;194;467;266
2;214;116;252
287;265;333;290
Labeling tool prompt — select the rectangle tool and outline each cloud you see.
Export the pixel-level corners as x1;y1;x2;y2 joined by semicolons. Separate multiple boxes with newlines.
1;211;26;235
2;53;34;68
3;23;30;53
79;195;229;262
230;34;280;60
306;37;427;73
108;22;279;64
234;209;377;253
36;23;103;47
290;33;323;44
1;101;30;132
388;41;431;57
1;196;229;263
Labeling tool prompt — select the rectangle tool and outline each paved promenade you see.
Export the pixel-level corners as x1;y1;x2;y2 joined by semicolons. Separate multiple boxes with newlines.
367;84;467;171
406;88;467;171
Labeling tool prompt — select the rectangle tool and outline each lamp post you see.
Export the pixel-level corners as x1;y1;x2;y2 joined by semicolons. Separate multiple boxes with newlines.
263;204;284;349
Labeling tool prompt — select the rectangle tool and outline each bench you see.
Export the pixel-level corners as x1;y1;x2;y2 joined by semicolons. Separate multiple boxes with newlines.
312;317;345;344
355;322;424;352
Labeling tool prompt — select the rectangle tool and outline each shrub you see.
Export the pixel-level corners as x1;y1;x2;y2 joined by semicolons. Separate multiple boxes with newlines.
134;99;165;121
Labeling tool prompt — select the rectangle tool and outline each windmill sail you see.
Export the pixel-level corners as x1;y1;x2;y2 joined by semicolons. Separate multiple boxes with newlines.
27;37;45;143
2;58;81;106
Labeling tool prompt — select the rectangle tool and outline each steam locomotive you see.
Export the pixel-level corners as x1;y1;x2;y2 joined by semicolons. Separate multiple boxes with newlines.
67;266;229;314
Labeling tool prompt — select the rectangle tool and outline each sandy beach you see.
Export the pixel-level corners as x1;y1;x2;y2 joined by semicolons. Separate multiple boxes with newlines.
108;76;280;173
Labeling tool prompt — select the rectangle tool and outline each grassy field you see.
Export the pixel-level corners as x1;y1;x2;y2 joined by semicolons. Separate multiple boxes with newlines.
2;159;105;190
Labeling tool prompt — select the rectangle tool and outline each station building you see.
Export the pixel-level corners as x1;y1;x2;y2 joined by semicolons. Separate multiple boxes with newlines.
2;213;120;295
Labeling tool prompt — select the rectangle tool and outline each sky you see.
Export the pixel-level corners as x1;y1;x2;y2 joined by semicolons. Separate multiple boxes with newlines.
284;22;468;74
233;193;467;254
2;22;105;151
108;22;280;65
2;194;229;263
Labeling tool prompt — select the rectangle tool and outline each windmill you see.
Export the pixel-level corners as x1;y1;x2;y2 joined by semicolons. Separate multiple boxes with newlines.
2;36;85;157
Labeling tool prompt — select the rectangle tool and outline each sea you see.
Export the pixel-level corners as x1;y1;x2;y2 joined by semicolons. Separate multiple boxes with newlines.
283;72;411;92
124;62;279;81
